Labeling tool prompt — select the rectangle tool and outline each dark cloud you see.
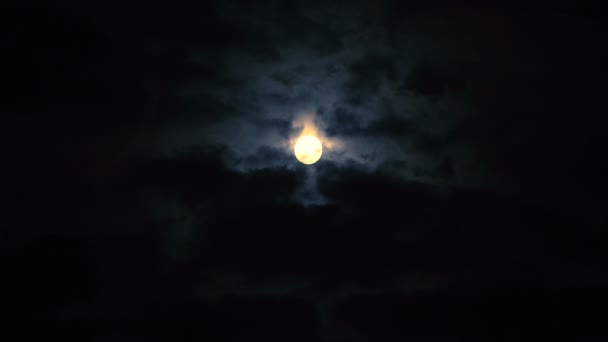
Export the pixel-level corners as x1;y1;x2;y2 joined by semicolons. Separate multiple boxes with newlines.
364;116;413;138
7;0;608;339
325;106;362;136
345;54;399;102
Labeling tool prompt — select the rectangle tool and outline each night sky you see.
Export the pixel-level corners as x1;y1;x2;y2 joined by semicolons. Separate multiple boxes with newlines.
5;0;608;340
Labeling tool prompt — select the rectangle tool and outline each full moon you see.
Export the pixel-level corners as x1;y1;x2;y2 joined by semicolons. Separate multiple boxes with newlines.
294;135;322;164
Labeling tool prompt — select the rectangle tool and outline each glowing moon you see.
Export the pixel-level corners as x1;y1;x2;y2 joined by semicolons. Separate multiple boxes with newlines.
294;135;322;164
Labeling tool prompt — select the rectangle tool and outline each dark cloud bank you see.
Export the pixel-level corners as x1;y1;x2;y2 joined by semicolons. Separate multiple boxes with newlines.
5;0;608;340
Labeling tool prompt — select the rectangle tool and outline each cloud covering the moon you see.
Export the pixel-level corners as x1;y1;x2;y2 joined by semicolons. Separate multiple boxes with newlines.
125;1;500;190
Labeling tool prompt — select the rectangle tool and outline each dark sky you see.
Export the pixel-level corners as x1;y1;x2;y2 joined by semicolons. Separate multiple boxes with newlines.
5;0;608;340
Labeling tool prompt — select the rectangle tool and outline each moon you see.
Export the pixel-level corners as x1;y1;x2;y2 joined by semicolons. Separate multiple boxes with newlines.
294;135;322;164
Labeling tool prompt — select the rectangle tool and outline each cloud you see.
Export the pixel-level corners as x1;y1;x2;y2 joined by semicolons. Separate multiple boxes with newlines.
118;152;551;298
12;1;608;338
117;0;515;202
